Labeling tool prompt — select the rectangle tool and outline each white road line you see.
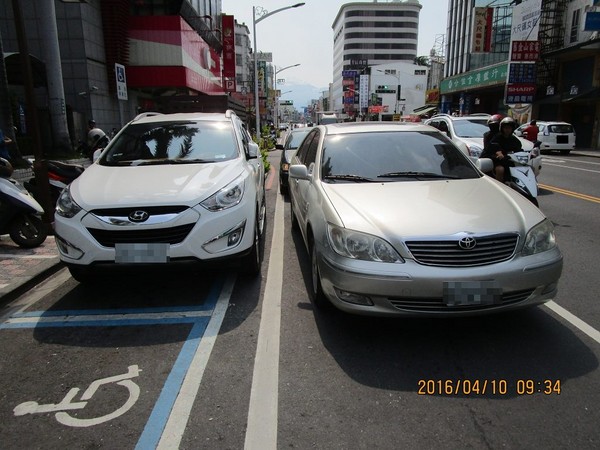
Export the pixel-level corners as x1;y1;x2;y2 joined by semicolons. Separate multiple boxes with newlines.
543;163;600;174
245;193;285;450
156;273;236;449
543;156;600;166
544;301;600;345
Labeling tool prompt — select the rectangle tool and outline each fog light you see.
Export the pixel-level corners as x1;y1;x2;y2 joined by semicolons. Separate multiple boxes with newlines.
334;288;373;306
54;235;84;260
202;220;246;254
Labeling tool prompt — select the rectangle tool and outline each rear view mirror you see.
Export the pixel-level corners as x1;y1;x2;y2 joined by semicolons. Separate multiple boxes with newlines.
247;141;259;159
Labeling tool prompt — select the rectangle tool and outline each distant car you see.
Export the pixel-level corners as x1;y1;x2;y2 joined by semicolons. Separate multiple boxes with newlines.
276;127;311;195
424;114;541;177
54;110;266;282
515;121;576;155
288;122;562;317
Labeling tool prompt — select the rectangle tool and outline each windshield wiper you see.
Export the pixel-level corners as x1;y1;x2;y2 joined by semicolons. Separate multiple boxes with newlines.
323;174;374;182
168;158;212;164
377;171;458;179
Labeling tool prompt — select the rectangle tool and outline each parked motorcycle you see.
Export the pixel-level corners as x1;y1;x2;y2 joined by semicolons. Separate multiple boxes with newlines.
0;158;47;248
25;159;85;207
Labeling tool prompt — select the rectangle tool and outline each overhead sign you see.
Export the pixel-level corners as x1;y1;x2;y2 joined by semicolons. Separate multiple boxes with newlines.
506;84;536;104
508;63;537;83
510;40;540;61
115;63;127;100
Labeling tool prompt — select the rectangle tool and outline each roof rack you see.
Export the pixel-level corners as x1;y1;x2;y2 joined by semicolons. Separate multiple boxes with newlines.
132;112;163;121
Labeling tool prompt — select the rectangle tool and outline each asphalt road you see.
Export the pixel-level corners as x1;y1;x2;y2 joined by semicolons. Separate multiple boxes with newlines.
0;151;598;449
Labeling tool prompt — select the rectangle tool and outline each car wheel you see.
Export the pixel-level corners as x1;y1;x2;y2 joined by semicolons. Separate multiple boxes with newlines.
242;206;265;277
68;265;94;283
279;181;288;195
309;236;330;310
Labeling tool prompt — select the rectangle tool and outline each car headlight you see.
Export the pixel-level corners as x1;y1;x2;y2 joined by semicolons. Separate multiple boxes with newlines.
327;224;404;263
56;186;82;218
522;219;556;256
468;144;483;158
200;175;245;211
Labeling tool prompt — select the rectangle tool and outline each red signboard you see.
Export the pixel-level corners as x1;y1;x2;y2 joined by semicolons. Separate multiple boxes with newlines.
511;40;541;61
221;14;236;92
472;7;493;52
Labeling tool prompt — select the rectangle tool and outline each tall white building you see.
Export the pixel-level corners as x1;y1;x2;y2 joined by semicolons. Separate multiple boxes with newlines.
331;0;422;116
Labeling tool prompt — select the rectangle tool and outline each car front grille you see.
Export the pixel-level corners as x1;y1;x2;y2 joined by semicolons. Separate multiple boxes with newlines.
405;234;518;267
87;223;195;247
388;288;535;312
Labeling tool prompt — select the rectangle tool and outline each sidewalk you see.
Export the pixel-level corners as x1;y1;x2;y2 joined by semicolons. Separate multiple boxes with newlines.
0;235;61;300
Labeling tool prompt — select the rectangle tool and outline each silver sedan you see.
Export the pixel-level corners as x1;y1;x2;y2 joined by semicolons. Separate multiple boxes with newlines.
288;122;563;317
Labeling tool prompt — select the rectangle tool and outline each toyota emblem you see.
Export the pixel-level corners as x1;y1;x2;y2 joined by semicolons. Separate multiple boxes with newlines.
129;210;149;223
458;236;477;250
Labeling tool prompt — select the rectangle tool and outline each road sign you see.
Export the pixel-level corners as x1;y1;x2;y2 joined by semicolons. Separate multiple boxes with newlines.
115;63;127;100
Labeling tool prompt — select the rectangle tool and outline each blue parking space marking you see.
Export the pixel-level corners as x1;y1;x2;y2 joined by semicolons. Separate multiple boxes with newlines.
1;275;229;449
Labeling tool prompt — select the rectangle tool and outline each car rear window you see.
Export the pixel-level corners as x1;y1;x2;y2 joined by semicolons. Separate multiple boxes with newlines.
100;121;238;166
547;124;574;134
321;131;480;181
452;119;488;138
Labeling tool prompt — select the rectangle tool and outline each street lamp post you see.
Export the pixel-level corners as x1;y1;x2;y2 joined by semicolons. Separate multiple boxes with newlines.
252;3;305;137
274;63;300;128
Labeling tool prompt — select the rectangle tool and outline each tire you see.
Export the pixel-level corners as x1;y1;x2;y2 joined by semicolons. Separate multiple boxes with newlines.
309;237;330;310
9;215;47;248
279;181;288;196
68;265;94;283
559;150;571;155
241;204;265;277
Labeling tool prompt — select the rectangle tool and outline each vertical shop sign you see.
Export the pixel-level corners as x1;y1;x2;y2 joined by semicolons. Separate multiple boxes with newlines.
221;15;236;92
472;7;493;52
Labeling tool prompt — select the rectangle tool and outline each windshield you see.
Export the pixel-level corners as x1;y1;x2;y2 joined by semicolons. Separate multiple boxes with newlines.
286;130;311;150
453;119;489;138
100;120;238;166
320;131;480;182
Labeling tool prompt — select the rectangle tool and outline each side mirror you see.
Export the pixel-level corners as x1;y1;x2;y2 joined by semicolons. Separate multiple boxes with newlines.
92;148;103;163
477;157;494;173
247;141;259;159
289;164;309;180
276;143;284;150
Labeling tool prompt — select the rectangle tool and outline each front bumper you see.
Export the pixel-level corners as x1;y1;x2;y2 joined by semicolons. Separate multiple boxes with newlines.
54;202;256;267
317;247;563;317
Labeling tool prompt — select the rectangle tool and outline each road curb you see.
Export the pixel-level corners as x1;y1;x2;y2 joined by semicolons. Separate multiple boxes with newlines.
0;257;63;303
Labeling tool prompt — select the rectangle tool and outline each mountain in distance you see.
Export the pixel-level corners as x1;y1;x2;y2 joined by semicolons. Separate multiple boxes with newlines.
278;82;328;111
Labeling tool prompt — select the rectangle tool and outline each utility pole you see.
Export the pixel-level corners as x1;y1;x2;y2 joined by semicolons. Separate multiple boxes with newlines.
38;0;72;154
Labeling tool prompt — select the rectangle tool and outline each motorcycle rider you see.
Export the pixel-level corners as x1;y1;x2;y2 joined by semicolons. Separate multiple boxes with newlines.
481;114;503;157
87;120;110;160
488;117;522;182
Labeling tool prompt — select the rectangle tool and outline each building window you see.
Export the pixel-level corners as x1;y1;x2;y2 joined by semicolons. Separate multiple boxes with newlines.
570;9;580;44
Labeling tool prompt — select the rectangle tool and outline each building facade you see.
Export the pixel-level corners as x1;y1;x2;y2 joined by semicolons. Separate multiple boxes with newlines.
440;0;599;148
331;0;422;117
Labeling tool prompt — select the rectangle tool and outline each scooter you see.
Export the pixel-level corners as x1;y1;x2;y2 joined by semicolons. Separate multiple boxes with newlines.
505;151;539;207
0;159;48;248
25;159;84;206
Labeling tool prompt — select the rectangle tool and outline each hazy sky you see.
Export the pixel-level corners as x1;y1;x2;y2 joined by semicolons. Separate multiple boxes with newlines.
221;0;449;90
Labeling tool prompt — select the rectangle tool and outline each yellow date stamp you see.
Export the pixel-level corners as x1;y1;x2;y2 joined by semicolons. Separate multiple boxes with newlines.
417;379;561;396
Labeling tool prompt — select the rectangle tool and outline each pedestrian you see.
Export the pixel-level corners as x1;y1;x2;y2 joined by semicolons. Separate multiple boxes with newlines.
0;127;13;160
522;120;539;143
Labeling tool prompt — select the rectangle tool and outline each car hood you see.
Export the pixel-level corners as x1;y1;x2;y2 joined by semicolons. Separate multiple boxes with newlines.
70;161;243;209
322;178;545;238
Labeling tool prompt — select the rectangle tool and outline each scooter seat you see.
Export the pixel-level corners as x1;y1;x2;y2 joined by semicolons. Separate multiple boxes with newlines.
48;160;85;178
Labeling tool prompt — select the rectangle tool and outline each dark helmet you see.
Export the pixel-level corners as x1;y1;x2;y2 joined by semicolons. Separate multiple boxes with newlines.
500;116;517;132
88;119;96;128
0;157;14;178
487;114;503;132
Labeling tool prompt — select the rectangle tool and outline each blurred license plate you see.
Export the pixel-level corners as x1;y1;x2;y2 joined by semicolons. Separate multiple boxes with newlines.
443;281;501;306
115;243;169;263
556;135;568;144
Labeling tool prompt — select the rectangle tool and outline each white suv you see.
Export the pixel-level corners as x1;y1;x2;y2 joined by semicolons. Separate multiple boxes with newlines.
515;121;576;155
54;110;266;282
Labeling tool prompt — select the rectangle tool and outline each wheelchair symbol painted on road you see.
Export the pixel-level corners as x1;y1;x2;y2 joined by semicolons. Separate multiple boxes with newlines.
14;365;141;427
